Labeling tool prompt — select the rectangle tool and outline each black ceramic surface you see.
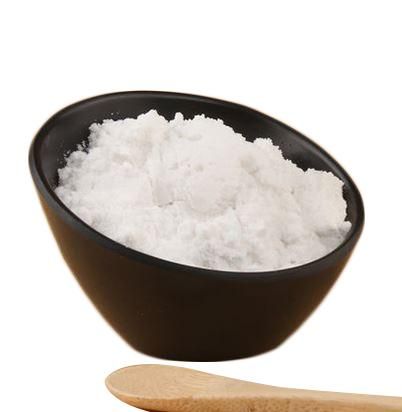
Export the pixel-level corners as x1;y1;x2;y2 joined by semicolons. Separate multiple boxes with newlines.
29;91;364;361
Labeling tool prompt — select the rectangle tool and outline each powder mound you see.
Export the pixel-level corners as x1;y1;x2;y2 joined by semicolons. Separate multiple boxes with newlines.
56;110;351;271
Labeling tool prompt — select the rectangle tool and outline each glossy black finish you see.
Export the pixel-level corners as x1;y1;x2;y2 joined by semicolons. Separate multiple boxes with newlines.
29;91;364;361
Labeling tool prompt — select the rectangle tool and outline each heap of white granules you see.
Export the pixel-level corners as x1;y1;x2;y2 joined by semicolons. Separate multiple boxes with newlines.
56;110;351;271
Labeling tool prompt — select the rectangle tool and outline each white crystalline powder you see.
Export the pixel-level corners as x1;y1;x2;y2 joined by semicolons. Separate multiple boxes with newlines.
56;110;351;271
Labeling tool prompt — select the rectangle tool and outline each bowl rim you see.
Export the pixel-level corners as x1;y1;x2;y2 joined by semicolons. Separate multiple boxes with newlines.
29;90;365;280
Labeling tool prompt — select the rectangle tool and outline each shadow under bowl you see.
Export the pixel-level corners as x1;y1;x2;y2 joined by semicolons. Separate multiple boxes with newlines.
29;91;364;361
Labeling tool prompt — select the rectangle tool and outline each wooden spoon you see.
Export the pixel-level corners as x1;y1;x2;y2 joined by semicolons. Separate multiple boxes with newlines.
106;364;402;411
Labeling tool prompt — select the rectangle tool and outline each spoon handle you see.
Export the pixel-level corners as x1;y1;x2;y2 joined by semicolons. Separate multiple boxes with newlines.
257;387;402;411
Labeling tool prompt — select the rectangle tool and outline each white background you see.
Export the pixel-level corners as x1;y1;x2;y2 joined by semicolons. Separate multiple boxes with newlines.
1;1;402;410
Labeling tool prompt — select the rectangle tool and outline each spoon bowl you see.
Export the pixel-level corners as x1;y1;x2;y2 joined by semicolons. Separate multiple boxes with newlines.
29;91;364;361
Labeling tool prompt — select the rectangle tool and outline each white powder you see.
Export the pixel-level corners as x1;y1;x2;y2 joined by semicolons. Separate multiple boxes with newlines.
56;110;351;271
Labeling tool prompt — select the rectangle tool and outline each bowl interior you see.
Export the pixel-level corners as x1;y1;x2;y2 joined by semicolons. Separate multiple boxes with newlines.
32;91;362;243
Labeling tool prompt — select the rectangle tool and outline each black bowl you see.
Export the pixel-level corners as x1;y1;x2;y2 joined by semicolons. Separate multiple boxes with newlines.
29;91;364;361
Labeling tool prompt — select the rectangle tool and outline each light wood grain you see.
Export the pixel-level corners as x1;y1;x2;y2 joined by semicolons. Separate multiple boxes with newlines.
105;365;402;412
